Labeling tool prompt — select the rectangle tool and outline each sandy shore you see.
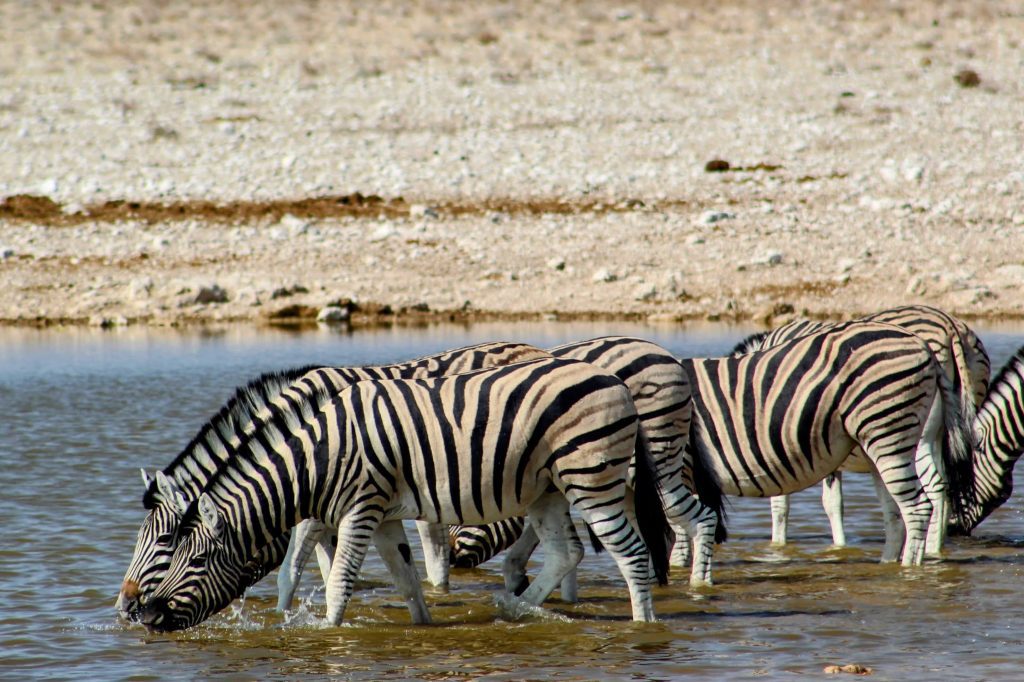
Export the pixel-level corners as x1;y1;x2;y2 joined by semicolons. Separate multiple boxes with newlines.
1;1;1022;329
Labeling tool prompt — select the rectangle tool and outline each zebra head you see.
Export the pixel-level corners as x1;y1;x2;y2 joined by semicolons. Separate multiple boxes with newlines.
135;492;253;633
116;470;189;621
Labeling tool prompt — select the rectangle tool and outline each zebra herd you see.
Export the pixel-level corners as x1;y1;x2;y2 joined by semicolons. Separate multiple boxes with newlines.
115;305;1024;631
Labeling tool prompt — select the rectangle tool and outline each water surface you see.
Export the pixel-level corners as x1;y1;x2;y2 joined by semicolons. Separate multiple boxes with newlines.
2;321;1023;681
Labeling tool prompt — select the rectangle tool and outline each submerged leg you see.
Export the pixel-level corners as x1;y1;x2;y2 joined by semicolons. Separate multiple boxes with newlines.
276;518;327;612
822;473;846;547
770;495;791;546
517;495;583;607
415;520;451;590
325;510;382;626
871;470;905;563
374;520;431;624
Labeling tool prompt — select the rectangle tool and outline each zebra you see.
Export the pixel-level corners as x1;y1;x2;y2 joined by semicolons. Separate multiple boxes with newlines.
133;357;671;630
733;305;989;553
116;341;550;620
685;320;973;566
277;336;722;603
952;344;1024;533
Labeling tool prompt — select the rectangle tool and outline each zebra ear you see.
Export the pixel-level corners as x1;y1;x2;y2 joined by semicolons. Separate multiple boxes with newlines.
155;471;188;515
140;468;153;489
198;493;223;536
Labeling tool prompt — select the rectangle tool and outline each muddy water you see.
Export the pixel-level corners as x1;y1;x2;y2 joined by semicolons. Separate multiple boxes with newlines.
3;321;1024;681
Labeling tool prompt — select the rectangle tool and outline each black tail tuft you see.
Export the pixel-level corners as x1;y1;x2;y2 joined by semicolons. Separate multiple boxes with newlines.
689;440;729;544
632;431;671;586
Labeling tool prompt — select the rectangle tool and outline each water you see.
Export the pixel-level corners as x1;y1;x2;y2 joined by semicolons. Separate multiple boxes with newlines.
2;321;1024;681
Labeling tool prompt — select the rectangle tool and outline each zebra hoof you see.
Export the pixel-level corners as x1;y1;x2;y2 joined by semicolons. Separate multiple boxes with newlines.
512;576;530;596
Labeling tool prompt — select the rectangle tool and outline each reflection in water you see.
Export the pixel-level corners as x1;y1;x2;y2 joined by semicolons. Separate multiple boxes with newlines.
1;321;1023;681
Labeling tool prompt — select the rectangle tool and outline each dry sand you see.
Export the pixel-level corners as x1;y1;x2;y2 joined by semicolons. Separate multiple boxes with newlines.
1;1;1022;329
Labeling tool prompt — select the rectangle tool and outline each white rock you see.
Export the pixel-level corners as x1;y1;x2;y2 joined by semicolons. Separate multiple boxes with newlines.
279;213;309;235
755;250;784;266
0;247;14;259
698;210;736;225
685;234;705;245
38;178;58;195
592;268;617;283
369;225;398;242
837;258;858;273
547;257;566;271
409;204;439;219
316;305;350;323
152;236;170;249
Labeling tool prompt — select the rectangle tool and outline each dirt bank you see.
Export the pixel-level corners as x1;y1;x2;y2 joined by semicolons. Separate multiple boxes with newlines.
1;1;1022;329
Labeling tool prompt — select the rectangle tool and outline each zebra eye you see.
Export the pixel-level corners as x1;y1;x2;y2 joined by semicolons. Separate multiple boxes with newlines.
188;553;208;569
155;533;174;546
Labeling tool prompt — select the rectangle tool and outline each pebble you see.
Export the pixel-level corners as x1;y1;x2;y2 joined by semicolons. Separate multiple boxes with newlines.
409;204;439;219
193;284;229;304
592;268;617;283
698;210;736;225
633;282;658;302
316;305;350;323
0;247;14;259
547;257;566;271
369;225;398;242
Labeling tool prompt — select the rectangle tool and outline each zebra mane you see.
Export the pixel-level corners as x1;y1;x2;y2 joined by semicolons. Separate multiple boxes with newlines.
175;378;341;536
141;364;322;510
729;331;769;356
984;345;1024;399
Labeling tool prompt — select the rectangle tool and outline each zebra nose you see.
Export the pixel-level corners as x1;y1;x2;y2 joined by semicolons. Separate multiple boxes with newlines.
120;580;140;600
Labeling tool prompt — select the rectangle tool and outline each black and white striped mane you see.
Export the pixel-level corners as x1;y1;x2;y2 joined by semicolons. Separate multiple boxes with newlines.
729;331;769;356
141;365;321;509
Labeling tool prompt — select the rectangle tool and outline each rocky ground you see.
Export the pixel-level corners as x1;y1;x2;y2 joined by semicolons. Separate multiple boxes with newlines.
1;0;1021;329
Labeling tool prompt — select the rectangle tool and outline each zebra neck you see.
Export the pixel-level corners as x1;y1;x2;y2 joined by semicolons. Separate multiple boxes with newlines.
964;359;1024;527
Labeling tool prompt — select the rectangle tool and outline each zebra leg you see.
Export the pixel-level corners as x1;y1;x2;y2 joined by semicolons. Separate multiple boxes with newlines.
517;495;583;608
569;495;657;622
870;469;904;563
868;457;931;567
276;518;327;612
373;520;431;624
821;473;847;547
916;396;949;558
324;510;382;626
502;520;540;596
668;524;692;569
770;495;790;546
414;520;451;590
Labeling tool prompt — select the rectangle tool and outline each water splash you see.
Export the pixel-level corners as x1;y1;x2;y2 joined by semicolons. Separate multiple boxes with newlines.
492;593;572;623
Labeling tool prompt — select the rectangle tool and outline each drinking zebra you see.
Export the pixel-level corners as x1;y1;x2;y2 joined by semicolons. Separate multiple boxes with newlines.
953;344;1024;533
732;305;988;553
116;341;549;620
134;357;670;630
268;337;718;609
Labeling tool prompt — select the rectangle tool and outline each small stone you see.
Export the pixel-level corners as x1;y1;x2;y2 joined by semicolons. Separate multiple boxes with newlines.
0;247;14;259
954;69;981;88
88;314;128;328
757;250;784;266
837;258;858;273
698;210;736;225
704;159;730;172
316;305;350;323
592;268;617;283
194;284;229;304
685;235;705;245
280;155;297;170
38;178;58;195
278;213;309;235
409;204;439;219
369;225;398;242
547;257;566;271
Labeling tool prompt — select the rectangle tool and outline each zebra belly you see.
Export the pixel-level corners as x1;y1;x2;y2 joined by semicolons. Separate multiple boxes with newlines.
710;440;856;498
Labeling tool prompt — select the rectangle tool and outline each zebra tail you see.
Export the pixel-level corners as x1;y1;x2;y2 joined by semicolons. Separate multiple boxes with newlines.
949;328;983;440
632;430;671;586
936;362;976;529
690;439;729;544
